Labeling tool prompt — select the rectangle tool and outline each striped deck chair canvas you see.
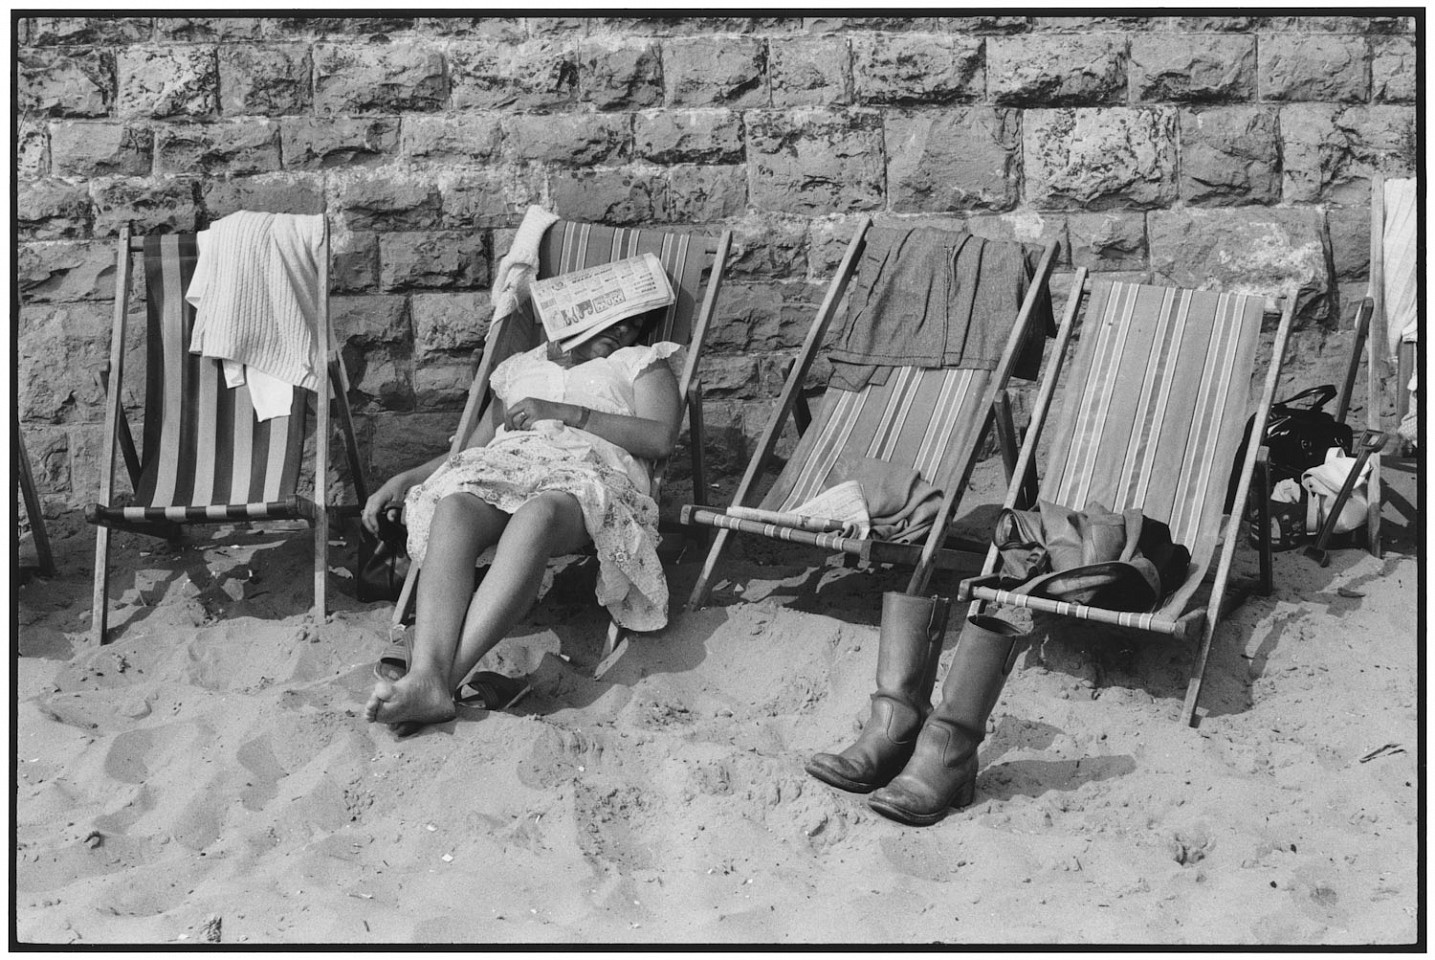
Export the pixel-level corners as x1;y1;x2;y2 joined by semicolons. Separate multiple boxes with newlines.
391;218;733;675
684;217;1060;608
959;273;1297;727
86;227;367;646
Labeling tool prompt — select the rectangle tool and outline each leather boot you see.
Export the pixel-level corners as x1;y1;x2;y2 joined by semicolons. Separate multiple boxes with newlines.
805;591;949;793
867;614;1024;826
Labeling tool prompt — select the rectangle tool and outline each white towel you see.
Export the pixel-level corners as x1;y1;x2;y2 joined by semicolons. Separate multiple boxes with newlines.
1381;178;1418;363
490;205;560;330
186;211;327;396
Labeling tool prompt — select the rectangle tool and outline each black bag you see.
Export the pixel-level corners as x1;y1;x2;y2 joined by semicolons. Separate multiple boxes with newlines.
1226;385;1354;512
355;511;410;603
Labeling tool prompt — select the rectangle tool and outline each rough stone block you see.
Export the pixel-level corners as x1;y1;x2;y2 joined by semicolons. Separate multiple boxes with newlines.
346;345;415;413
769;37;850;107
18;241;121;303
1324;208;1369;284
411;291;489;357
330;230;378;294
987;35;1126;106
503;113;630;165
117;46;220;120
804;17;940;34
18;301;113;423
201;174;325;220
852;34;984;105
331;294;410;346
1130;34;1256;102
937;16;1028;33
18;122;51;179
449;40;577;112
92;178;200;237
1066;212;1147;271
666;165;748;223
963;212;1065;253
218;43;312;116
1031;16;1158;32
314;43;447;115
438;170;539;229
380;232;489;292
806;217;870;279
747;108;884;216
155;120;282;176
579;38;663;110
1260;16;1378;33
886;108;1020;213
271;17;417;38
1024;108;1178;211
1281;105;1416;205
415;17;526;40
547;168;667;225
634;110;744;164
1179;107;1281;205
66;424;113;507
18;180;92;241
707;281;818;355
414;361;482;409
1372;37;1416;102
722;215;808;281
1172;16;1258;32
51;121;154;179
155;17;270;41
333;171;443;231
664;38;768;108
17;49;115;118
1148;207;1331;324
401;115;501;163
282;118;402;170
21;425;70;497
26;17;151;45
1259;34;1369;103
697;353;763;399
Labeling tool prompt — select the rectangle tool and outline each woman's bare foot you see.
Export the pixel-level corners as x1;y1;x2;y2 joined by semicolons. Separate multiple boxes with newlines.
365;671;456;729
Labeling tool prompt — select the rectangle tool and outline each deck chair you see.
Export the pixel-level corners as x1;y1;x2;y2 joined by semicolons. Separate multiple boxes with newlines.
86;225;368;645
1342;174;1420;555
957;273;1297;727
684;216;1060;607
390;218;733;676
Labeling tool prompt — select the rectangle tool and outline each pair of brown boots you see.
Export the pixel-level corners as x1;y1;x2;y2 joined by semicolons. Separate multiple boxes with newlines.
805;591;1023;827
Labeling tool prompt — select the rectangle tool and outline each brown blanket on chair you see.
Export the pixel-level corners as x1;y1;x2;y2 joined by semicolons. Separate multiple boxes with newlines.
832;456;944;542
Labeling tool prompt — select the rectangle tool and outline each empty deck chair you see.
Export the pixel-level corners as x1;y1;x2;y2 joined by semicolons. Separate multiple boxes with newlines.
684;217;1060;606
391;218;733;675
957;273;1297;727
86;225;367;645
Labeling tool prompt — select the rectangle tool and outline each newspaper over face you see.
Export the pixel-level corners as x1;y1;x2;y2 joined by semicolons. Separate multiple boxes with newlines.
529;252;676;350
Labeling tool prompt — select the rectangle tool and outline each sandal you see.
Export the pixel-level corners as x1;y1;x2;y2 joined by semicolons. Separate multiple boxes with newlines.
454;671;532;711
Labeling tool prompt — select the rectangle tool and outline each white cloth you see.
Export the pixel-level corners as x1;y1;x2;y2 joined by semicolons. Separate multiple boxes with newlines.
185;212;327;417
490;205;561;331
220;360;294;422
1381;178;1418;362
1302;446;1373;535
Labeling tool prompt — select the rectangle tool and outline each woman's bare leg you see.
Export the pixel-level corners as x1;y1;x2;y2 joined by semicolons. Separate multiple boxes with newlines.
448;491;590;684
366;492;508;727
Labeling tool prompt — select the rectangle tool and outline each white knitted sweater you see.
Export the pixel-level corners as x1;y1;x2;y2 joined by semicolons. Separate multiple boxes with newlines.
186;211;326;392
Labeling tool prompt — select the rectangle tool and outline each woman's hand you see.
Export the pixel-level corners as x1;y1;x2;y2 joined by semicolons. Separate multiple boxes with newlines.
362;474;413;535
505;397;579;431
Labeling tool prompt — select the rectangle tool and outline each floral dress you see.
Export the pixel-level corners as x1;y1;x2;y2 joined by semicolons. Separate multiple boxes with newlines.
403;341;684;632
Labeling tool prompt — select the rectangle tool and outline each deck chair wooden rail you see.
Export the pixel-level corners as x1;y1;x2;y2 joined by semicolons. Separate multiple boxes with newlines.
684;217;1061;608
389;220;733;679
956;272;1298;728
87;223;368;646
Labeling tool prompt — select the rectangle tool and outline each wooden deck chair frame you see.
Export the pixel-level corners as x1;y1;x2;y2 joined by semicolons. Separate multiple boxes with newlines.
390;220;734;678
956;271;1298;728
683;216;1060;608
17;422;56;579
87;224;368;646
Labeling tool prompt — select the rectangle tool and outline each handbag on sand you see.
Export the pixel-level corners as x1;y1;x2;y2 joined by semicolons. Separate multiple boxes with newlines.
355;511;409;604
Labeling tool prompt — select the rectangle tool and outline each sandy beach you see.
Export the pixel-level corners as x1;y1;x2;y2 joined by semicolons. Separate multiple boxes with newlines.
14;452;1421;946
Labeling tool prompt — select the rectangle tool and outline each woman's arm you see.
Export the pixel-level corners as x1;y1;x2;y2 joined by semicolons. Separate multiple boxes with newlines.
504;362;682;461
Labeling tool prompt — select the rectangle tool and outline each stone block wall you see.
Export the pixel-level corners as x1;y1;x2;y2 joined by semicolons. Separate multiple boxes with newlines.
16;15;1419;516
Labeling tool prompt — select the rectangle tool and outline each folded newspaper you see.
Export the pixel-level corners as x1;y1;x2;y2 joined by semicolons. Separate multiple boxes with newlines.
726;480;873;539
529;252;675;351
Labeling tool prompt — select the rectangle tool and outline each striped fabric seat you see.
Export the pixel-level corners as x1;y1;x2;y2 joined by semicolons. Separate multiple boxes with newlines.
1040;281;1264;615
764;365;987;519
959;274;1297;726
91;234;310;526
